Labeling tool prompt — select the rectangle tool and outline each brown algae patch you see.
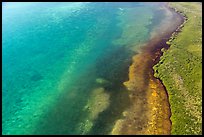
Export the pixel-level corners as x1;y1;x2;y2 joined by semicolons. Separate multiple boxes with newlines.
145;74;171;134
111;51;171;135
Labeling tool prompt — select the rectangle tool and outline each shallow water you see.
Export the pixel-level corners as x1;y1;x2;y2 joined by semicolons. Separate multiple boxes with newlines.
3;2;168;135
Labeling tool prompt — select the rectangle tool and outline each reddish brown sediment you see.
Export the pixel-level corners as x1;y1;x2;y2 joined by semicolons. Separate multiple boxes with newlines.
111;3;185;135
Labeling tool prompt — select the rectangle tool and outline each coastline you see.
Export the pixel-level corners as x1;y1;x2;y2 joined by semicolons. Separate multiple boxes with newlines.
152;3;188;133
111;3;185;135
153;2;202;134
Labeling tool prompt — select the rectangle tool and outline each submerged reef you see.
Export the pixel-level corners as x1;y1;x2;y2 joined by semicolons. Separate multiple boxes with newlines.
78;87;110;134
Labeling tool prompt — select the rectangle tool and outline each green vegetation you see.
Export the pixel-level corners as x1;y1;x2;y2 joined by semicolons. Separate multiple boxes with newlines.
153;2;202;135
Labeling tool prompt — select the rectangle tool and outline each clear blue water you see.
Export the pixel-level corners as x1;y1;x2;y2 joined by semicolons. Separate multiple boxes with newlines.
2;2;166;135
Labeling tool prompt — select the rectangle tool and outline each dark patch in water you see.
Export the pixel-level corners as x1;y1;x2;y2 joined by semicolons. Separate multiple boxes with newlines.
30;72;43;81
95;46;134;90
86;46;134;134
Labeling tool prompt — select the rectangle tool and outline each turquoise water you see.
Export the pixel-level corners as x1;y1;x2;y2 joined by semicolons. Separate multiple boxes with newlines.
3;2;166;135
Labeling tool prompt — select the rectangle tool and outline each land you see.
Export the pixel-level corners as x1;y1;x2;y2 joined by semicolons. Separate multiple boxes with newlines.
153;2;202;135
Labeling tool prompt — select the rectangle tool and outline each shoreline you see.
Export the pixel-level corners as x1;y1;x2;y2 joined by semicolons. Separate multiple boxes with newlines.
147;3;187;131
111;2;185;135
153;3;202;134
152;3;188;133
